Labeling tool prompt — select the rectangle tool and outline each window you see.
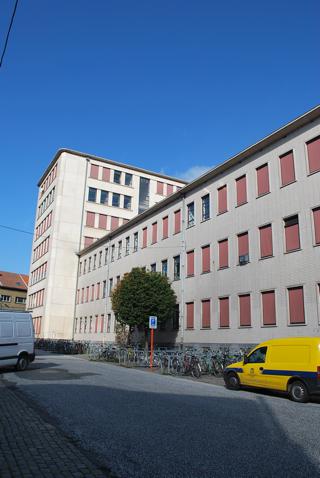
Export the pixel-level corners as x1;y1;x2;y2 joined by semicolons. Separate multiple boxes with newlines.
142;227;147;248
218;185;227;214
111;216;119;230
288;287;305;324
284;215;300;252
86;287;89;302
133;232;138;252
219;297;229;328
152;222;157;244
262;291;276;326
202;194;210;221
83;259;87;274
150;263;156;272
162;259;168;277
88;187;97;202
201;300;210;328
247;347;267;364
256;164;270;196
201;245;210;273
280;151;295;186
102;167;110;181
162;216;168;239
187;202;195;227
104;248;108;265
306;136;320;174
86;212;95;227
239;294;251;327
173;255;180;280
218;239;228;269
167;184;174;195
114;170;121;184
100;190;108;205
111;245;115;262
116;275;121;284
107;314;111;333
174;210;181;234
236;175;247;206
99;251;102;267
100;315;105;333
125;237;130;255
89;317;93;333
125;172;132;186
186;302;194;329
93;254;97;270
118;241;122;259
124;195;131;209
157;181;164;195
109;278;113;296
186;250;194;277
138;177;150;213
88;257;91;272
313;207;320;245
90;164;99;179
238;232;249;265
0;295;11;302
102;281;106;299
112;193;120;207
259;224;273;258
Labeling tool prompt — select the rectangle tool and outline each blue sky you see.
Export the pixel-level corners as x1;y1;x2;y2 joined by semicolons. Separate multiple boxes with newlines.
0;0;319;274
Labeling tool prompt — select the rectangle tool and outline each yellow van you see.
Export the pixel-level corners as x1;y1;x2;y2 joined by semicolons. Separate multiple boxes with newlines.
224;337;320;403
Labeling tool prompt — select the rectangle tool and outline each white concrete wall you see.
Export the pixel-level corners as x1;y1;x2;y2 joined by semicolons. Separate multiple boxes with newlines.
75;118;320;346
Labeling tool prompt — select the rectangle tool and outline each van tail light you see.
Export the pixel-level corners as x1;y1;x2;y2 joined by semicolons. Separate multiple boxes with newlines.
317;366;320;380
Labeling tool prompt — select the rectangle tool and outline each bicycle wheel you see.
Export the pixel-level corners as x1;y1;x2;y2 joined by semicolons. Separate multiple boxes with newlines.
213;361;224;377
191;363;201;378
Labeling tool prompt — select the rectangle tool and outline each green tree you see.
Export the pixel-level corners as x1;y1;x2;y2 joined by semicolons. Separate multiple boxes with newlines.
111;267;177;346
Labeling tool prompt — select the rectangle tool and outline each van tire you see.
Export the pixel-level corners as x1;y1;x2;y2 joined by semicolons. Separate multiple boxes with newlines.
288;380;309;403
225;372;240;390
16;354;29;372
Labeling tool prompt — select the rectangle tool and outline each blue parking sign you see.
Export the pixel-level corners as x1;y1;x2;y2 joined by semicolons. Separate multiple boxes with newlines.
149;316;157;329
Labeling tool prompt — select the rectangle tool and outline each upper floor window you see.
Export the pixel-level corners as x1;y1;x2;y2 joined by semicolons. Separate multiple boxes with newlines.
218;185;227;214
88;187;97;202
236;175;247;206
157;181;164;195
88;257;92;272
162;216;168;239
313;207;320;245
114;170;121;184
284;215;300;252
100;190;108;205
167;184;174;196
112;193;120;207
104;248;108;265
218;239;229;269
125;173;133;186
306;136;320;174
162;259;168;277
238;232;249;265
187;202;195;227
124;195;132;209
173;255;180;280
256;164;270;197
150;263;156;272
118;241;122;259
90;164;99;179
83;259;87;274
111;244;115;262
186;250;194;277
288;286;305;324
142;227;147;248
93;254;97;270
202;194;210;221
152;222;158;244
174;210;181;234
239;294;251;327
259;224;273;258
279;151;295;186
202;245;210;273
98;251;102;267
133;232;138;252
125;237;130;255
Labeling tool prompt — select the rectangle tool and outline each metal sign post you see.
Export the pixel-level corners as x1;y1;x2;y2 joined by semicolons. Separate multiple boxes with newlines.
149;316;157;369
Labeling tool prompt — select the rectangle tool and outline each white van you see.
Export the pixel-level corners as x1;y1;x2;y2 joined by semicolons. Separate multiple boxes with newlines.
0;311;35;371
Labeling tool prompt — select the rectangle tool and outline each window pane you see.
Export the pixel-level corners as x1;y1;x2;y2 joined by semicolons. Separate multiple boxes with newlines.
187;250;194;276
288;287;305;324
284;215;300;252
236;175;247;206
187;203;195;227
174;255;180;280
88;187;97;202
162;216;168;239
114;170;121;184
256;164;270;196
307;136;320;174
239;294;251;326
112;193;120;207
262;291;276;325
201;300;210;328
219;239;228;268
259;224;273;258
202;245;210;273
125;173;132;186
218;185;227;214
280;151;295;186
186;302;194;329
124;195;132;209
100;190;108;204
202;194;210;220
219;297;229;327
174;210;181;234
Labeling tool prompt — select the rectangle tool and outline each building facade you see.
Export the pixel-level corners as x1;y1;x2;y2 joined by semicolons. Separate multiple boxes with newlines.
27;149;186;338
0;271;29;310
74;106;320;346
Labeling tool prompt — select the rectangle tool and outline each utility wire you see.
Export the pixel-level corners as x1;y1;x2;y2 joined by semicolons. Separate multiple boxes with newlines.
0;0;19;69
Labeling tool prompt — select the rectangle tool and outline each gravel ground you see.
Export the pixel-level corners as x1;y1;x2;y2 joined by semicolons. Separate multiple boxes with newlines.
2;351;320;478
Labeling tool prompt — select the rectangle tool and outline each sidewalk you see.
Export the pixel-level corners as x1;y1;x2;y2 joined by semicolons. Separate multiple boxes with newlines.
0;382;110;478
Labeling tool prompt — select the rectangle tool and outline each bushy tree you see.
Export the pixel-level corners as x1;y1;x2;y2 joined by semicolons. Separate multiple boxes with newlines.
111;268;177;345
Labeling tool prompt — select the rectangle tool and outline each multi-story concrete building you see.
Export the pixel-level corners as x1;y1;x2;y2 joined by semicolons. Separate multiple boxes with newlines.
0;271;29;310
74;106;320;346
27;149;187;338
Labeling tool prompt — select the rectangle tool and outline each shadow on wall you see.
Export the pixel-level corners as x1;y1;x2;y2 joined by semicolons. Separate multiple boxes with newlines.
13;380;320;478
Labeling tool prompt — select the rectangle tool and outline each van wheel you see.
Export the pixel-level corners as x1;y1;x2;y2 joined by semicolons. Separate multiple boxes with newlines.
225;372;240;390
288;380;309;403
16;354;29;372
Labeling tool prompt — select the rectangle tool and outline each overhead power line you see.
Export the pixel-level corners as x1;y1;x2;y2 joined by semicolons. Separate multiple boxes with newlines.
0;0;19;69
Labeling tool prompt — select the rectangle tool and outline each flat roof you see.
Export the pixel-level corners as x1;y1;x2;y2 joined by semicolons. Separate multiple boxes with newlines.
78;104;320;256
38;148;188;187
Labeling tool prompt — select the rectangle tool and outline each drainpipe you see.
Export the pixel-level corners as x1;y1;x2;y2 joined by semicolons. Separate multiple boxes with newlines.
72;158;90;341
180;193;186;350
104;237;111;345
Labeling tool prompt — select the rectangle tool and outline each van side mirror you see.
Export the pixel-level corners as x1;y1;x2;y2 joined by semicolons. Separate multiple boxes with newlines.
243;354;248;365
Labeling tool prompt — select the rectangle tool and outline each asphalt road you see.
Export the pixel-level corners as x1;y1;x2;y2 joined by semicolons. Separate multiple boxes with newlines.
2;352;320;478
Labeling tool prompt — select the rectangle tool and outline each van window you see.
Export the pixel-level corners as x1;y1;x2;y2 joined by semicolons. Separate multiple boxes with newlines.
0;322;14;338
269;345;310;364
247;346;267;364
16;322;32;338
